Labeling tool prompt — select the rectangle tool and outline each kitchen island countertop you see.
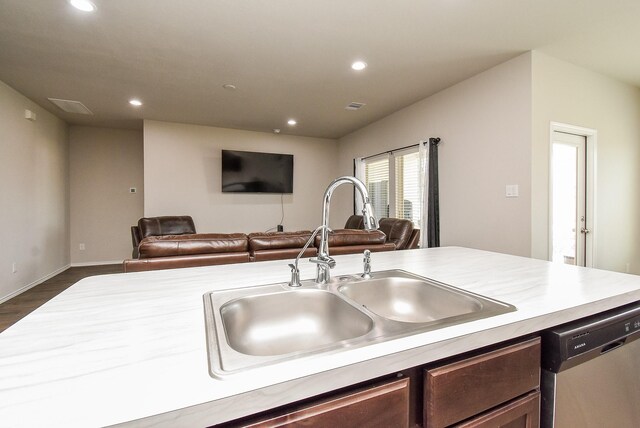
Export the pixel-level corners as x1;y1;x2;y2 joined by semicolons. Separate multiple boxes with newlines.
2;247;640;427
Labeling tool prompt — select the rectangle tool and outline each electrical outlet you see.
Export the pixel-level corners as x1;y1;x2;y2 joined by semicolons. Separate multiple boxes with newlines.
79;243;86;251
12;262;17;274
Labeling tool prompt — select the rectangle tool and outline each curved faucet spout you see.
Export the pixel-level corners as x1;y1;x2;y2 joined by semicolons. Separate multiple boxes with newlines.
316;176;379;284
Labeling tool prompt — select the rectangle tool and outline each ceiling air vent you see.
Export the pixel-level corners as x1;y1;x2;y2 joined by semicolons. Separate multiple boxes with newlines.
47;98;93;115
345;102;366;111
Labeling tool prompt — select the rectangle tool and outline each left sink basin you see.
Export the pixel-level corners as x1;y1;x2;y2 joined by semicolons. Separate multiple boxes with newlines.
220;289;373;356
204;284;374;376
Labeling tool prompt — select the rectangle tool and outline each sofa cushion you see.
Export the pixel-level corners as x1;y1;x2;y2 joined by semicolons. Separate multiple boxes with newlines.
248;231;312;251
328;243;396;255
138;216;196;239
378;218;414;250
315;229;387;247
138;233;248;258
252;247;317;262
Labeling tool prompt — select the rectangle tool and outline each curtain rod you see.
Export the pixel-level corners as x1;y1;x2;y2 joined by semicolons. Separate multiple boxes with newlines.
361;137;440;161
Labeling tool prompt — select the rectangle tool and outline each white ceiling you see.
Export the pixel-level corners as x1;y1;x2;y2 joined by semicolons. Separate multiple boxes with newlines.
1;0;639;139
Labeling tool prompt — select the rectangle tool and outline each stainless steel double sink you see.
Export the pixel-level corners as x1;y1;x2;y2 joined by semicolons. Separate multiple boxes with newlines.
203;269;515;377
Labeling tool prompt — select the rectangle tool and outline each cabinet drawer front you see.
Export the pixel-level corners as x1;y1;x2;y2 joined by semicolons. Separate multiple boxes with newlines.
456;391;540;428
424;337;540;428
245;377;409;428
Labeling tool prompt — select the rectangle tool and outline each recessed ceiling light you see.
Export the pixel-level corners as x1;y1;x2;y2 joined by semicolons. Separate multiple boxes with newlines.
351;61;367;71
70;0;96;12
222;84;237;90
287;119;297;126
273;128;281;134
129;99;142;107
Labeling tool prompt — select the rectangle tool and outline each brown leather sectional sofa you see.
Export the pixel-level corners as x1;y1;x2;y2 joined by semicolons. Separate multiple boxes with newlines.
124;215;419;273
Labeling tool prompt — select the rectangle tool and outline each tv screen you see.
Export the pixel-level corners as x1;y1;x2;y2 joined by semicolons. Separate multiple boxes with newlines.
221;150;294;193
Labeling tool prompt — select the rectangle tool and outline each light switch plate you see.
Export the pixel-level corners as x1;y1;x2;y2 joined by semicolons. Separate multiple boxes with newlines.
24;109;37;121
506;184;519;198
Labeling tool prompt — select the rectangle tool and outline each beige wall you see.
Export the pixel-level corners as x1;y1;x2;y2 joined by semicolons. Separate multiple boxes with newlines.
531;52;640;273
143;120;340;233
336;53;533;256
0;81;69;302
69;127;144;264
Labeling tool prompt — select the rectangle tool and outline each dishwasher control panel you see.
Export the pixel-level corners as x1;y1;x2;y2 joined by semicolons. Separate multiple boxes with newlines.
542;301;640;372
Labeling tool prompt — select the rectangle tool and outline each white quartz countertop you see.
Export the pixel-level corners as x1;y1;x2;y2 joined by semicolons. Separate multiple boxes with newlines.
2;247;640;427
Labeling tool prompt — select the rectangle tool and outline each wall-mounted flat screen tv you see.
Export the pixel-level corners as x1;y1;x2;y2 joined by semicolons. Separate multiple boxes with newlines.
221;150;294;193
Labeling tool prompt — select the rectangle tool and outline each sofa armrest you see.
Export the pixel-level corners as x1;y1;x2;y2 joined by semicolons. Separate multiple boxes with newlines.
131;226;142;258
406;228;420;249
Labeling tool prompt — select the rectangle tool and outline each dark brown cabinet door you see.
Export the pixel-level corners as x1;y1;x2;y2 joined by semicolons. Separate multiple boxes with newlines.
243;377;410;428
423;338;541;428
455;391;540;428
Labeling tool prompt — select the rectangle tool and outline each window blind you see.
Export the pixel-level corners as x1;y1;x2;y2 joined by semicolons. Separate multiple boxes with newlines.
395;151;421;228
364;157;389;219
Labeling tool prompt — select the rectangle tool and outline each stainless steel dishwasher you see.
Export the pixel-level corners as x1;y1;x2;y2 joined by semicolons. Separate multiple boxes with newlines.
541;302;640;427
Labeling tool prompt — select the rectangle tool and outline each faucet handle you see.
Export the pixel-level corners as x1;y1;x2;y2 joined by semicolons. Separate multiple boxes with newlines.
288;263;301;287
310;256;336;269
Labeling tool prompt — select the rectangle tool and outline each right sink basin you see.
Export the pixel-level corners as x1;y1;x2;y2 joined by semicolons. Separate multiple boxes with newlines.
337;270;514;325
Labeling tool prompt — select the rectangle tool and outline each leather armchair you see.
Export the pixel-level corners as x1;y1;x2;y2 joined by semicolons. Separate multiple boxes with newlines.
377;217;415;250
344;215;420;249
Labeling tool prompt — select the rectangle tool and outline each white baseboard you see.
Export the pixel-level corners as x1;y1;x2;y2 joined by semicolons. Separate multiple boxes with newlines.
70;260;123;267
0;264;71;304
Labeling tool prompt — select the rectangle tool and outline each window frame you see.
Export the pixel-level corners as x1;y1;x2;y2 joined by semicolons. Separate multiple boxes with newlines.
359;146;421;226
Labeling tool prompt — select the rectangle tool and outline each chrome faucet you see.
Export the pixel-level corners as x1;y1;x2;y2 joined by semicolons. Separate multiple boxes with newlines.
288;225;332;287
314;176;379;284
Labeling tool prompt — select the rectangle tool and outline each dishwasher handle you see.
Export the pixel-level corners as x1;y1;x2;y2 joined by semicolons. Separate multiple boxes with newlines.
601;339;626;355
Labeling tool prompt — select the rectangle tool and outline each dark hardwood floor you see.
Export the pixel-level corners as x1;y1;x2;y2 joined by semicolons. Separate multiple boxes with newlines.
0;264;122;333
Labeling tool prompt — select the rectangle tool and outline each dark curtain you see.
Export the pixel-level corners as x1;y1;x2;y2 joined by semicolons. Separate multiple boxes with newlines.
427;137;441;247
352;159;357;215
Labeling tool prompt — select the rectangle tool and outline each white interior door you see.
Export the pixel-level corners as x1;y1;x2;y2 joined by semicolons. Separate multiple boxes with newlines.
551;131;588;266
